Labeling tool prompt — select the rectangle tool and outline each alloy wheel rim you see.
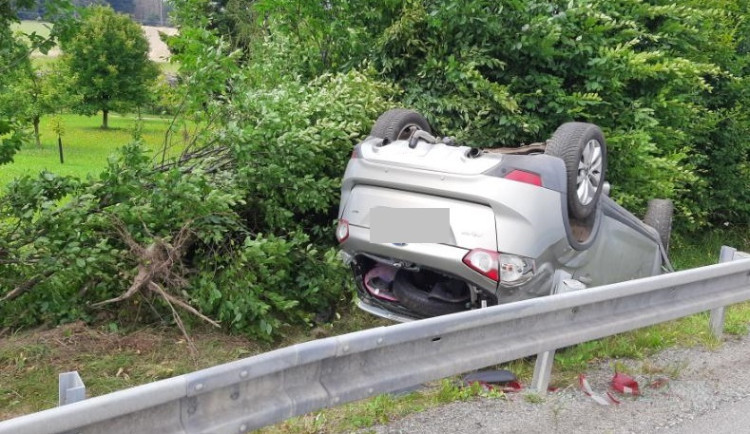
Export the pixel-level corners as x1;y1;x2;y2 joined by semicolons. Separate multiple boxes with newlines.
576;139;603;206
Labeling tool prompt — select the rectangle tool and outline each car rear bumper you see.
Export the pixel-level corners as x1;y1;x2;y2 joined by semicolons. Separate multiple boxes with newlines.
341;224;499;294
356;298;418;323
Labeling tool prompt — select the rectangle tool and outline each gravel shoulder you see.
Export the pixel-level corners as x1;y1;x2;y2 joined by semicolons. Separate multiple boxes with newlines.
373;333;750;433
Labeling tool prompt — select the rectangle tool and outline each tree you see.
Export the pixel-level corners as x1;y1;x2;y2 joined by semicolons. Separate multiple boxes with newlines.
0;0;35;164
62;5;159;129
0;0;74;163
0;63;78;147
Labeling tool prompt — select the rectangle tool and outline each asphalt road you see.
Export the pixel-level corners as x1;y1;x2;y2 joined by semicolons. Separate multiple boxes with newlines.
668;396;750;434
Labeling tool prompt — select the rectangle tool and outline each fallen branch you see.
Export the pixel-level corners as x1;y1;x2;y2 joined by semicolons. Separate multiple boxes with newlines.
1;270;55;302
91;217;220;350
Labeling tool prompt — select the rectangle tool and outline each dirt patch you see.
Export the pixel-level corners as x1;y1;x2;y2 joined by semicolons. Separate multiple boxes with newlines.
141;25;178;62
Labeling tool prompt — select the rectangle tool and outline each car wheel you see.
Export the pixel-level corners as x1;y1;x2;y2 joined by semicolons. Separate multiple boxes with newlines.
392;270;467;317
545;123;608;220
644;199;673;253
370;109;432;142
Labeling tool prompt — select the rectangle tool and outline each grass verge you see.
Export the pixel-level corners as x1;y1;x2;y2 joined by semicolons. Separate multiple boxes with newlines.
0;307;390;421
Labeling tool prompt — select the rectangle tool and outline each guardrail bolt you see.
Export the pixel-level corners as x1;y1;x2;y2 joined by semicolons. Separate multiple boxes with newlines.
186;397;198;415
239;423;248;432
377;338;383;344
194;383;204;392
240;370;248;379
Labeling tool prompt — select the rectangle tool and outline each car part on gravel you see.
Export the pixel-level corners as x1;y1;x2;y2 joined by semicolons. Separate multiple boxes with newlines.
644;199;674;253
545;122;607;220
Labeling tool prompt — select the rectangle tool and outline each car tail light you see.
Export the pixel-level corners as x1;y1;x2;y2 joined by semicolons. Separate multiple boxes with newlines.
462;249;499;281
504;169;542;186
336;219;349;243
498;253;530;283
463;249;535;285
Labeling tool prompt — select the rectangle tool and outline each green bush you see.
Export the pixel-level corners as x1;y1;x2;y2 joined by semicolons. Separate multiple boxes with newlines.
228;70;398;237
0;68;394;338
371;0;749;226
3;0;749;338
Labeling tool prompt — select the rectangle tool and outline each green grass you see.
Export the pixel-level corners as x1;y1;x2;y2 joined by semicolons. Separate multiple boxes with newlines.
0;306;389;421
158;61;180;74
0;324;259;418
29;56;59;68
11;20;53;41
30;54;177;73
0;113;180;188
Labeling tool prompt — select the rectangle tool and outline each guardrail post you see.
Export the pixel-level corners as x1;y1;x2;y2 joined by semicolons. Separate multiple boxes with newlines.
530;350;555;394
58;371;86;406
709;246;738;337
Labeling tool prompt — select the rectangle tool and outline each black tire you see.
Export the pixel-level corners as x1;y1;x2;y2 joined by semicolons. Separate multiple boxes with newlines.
545;122;608;220
392;271;466;317
370;109;432;142
644;199;673;253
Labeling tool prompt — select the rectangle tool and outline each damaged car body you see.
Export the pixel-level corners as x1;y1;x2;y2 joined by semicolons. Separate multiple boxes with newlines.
336;109;673;322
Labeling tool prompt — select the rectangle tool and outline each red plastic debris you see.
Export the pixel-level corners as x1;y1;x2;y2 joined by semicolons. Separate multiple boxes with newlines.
500;380;523;393
611;372;640;395
606;391;621;405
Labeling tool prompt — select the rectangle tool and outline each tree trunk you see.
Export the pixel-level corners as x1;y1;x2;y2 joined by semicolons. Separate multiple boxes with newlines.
58;135;64;164
33;116;41;148
102;109;109;129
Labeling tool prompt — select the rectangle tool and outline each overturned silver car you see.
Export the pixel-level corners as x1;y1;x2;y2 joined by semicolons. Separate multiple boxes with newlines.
336;109;673;322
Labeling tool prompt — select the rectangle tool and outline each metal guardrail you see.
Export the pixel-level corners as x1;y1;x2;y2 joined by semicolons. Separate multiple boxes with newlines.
1;247;749;434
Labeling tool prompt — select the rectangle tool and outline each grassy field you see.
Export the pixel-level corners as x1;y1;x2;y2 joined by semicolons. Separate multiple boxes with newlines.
0;113;180;188
28;55;179;73
11;20;52;40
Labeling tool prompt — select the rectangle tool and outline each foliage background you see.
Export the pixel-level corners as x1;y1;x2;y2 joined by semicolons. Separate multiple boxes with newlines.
1;0;749;338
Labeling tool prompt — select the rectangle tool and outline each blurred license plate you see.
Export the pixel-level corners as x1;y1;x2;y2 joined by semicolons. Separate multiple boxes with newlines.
370;207;450;243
